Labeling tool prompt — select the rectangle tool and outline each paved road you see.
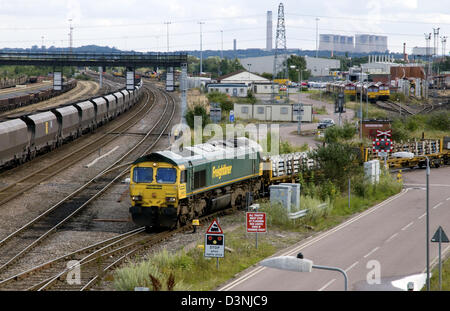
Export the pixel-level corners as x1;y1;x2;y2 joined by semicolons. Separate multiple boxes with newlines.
0;82;52;99
256;92;356;149
219;167;450;291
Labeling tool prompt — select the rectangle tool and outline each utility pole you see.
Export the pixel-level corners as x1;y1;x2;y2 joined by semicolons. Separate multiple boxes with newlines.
425;33;432;97
68;19;73;53
433;28;440;56
164;21;171;52
221;30;224;59
198;21;205;75
426;157;430;291
441;36;447;60
315;17;320;58
41;36;44;49
272;2;287;104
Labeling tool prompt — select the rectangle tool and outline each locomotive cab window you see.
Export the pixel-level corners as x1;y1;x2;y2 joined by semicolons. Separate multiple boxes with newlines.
132;167;153;183
180;170;187;183
156;168;177;184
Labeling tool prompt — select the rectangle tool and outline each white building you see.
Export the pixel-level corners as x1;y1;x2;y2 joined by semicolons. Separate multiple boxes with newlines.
218;70;270;85
207;83;248;97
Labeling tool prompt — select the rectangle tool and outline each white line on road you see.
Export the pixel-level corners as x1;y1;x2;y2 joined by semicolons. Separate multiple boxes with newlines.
403;183;450;187
85;146;119;168
424;245;450;274
220;189;409;291
318;279;336;291
345;261;359;272
447;197;450;201
386;233;399;243
401;222;414;231
432;202;443;209
418;213;427;220
364;247;380;258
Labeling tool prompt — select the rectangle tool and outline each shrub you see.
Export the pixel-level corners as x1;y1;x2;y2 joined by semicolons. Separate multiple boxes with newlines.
185;104;210;129
426;112;450;132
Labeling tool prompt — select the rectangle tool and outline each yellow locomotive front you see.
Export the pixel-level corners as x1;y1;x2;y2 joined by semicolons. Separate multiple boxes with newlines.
129;157;187;229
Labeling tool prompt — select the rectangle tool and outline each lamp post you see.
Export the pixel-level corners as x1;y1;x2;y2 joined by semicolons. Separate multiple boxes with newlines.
291;65;303;135
164;21;171;52
426;156;430;291
260;255;348;291
198;21;205;75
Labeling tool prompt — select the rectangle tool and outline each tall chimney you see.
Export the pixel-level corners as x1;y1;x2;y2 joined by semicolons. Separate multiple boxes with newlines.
403;43;407;62
266;11;273;51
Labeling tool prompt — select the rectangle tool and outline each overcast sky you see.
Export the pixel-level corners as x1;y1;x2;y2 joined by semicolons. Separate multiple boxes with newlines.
0;0;449;54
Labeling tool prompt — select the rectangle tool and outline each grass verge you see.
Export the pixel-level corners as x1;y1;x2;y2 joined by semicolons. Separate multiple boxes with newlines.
112;172;402;291
426;254;450;291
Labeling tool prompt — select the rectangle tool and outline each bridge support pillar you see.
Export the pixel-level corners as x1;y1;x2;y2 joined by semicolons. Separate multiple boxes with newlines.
126;67;135;90
166;67;174;92
180;63;187;124
99;66;103;88
53;71;62;91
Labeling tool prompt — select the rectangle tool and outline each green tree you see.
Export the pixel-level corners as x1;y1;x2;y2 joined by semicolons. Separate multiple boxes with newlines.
185;104;210;129
282;55;310;81
309;142;361;191
261;72;273;80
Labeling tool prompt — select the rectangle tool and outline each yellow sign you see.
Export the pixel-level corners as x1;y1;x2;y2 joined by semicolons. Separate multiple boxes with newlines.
212;164;232;180
45;122;49;134
273;79;289;85
192;219;200;226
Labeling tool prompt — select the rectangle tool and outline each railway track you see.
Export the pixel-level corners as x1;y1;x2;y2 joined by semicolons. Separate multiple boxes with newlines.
374;100;436;116
0;85;176;282
0;86;154;206
0;206;230;291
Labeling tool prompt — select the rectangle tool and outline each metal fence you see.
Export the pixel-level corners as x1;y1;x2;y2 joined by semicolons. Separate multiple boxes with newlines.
288;203;328;219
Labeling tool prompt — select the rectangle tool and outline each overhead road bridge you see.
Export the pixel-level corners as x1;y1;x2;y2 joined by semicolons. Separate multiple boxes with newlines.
0;52;187;68
0;51;188;119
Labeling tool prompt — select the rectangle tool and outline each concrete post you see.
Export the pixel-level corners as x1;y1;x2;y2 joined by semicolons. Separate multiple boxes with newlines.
181;63;187;124
99;66;103;88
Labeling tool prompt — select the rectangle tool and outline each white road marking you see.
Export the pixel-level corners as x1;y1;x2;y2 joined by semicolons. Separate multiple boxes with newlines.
364;247;380;258
446;197;450;201
345;261;359;272
220;189;409;291
386;233;399;243
432;202;443;209
85;146;119;168
418;213;427;220
401;222;414;231
423;245;450;274
318;279;336;291
403;183;450;187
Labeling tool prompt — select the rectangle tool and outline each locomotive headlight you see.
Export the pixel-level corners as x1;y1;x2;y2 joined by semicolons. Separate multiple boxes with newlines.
132;195;142;201
166;197;176;203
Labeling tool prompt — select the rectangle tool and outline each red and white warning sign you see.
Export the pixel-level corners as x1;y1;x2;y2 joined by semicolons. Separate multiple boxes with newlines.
205;219;223;234
246;212;267;233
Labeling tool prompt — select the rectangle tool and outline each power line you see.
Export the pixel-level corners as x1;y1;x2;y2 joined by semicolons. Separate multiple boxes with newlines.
286;13;450;26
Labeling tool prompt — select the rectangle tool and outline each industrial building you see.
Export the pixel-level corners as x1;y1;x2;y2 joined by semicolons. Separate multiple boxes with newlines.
234;102;313;122
238;55;340;77
319;34;388;53
354;34;388;53
266;11;272;51
319;34;354;53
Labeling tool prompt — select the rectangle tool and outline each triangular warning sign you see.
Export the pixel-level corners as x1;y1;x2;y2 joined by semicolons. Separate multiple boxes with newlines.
206;219;223;234
431;226;449;243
